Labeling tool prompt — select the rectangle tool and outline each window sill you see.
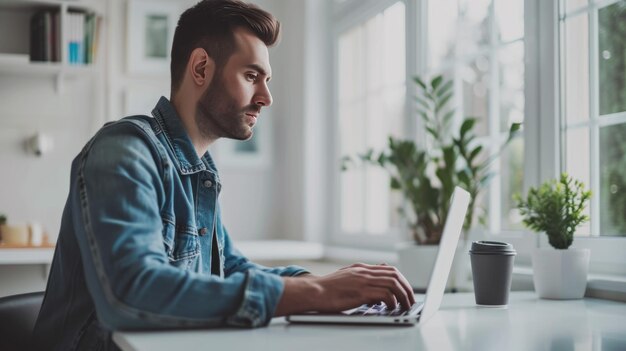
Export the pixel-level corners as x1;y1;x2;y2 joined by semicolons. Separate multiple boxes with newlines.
513;265;626;302
236;240;324;261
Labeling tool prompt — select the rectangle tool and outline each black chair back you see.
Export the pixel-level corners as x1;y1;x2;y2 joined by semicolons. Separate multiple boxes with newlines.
0;291;44;351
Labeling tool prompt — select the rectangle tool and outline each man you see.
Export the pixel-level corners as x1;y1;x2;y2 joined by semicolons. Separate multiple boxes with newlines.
33;1;415;350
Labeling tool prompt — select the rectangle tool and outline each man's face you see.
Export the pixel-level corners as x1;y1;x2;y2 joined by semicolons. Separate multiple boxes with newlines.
196;28;273;141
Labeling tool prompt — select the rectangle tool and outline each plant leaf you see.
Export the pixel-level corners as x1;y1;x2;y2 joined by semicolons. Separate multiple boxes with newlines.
414;96;431;110
442;110;455;125
413;76;427;90
435;80;454;98
431;75;443;90
435;92;453;114
390;177;401;190
460;118;476;138
469;145;483;163
505;122;522;143
426;126;438;138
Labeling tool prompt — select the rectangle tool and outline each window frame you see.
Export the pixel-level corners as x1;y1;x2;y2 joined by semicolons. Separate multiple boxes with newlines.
534;0;626;275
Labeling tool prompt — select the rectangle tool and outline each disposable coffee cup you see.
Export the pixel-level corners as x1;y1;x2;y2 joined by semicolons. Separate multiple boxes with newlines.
469;241;516;307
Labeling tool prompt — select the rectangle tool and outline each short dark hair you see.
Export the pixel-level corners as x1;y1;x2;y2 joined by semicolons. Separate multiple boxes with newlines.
170;0;280;92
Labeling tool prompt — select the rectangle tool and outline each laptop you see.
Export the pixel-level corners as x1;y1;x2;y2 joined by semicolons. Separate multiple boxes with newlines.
286;186;470;326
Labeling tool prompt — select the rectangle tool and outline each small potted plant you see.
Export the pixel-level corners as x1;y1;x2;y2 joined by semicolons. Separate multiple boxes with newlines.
515;173;592;299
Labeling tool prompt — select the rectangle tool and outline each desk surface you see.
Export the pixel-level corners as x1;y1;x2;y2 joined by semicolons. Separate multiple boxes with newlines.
113;292;626;351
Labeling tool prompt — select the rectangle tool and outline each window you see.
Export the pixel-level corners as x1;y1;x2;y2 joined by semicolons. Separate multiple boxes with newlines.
331;0;525;246
560;0;626;238
427;0;525;233
333;0;407;243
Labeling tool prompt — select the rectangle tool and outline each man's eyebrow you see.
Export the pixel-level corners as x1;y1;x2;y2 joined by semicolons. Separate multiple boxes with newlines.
245;64;272;81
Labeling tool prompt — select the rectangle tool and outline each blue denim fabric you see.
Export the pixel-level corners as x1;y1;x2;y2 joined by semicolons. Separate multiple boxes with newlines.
32;97;308;351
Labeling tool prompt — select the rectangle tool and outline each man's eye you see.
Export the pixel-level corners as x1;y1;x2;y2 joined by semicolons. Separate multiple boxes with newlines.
246;73;258;81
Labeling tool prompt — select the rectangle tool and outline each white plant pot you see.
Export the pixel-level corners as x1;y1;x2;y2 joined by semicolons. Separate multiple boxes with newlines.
531;248;590;300
397;241;469;291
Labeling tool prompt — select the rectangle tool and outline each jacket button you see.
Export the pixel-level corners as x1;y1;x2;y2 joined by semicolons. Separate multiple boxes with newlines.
198;227;208;236
203;180;213;188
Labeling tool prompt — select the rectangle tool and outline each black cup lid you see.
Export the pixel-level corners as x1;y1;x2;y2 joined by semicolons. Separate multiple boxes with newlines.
469;241;516;255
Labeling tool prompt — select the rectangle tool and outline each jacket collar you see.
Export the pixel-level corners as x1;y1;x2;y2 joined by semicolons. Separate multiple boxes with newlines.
151;96;219;176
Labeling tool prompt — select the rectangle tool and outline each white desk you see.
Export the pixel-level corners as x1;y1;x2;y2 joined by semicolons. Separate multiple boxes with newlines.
113;292;626;351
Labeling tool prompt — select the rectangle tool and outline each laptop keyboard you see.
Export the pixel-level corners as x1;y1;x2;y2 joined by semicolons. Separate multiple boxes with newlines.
347;301;424;317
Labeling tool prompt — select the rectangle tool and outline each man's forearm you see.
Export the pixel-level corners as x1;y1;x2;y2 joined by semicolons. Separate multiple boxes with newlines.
274;276;322;316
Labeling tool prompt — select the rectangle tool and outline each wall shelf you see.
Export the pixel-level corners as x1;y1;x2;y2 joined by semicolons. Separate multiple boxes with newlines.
0;0;103;93
0;56;97;78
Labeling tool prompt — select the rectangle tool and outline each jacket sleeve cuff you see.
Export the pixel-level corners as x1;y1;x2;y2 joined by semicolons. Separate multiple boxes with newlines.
288;266;311;277
226;269;284;328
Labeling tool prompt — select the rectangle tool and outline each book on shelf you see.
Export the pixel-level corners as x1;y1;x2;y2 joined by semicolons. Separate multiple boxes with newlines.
67;11;102;65
29;9;101;65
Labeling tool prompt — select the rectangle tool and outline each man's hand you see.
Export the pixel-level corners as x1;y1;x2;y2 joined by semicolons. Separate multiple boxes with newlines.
274;263;415;316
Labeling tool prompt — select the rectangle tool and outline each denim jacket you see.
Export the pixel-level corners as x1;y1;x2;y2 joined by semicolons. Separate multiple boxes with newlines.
32;97;307;351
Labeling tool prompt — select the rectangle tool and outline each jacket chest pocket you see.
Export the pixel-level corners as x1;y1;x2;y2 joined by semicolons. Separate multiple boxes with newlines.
162;219;200;268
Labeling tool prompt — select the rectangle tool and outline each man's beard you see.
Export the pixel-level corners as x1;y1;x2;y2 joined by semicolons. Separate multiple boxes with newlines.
195;73;260;141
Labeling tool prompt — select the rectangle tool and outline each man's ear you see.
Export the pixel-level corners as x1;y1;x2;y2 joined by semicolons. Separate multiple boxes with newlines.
188;48;215;87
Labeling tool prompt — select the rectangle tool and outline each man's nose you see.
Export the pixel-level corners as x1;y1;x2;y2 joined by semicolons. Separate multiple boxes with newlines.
254;83;273;107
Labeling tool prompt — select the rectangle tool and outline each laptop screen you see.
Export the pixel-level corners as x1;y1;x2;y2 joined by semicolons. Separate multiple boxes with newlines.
419;186;470;322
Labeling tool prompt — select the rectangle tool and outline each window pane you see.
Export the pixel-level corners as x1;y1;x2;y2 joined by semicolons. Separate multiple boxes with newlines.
501;137;524;230
458;0;490;51
499;41;525;132
341;170;364;233
338;2;405;235
365;14;383;94
384;2;406;86
564;127;591;236
494;0;523;42
600;123;626;236
564;0;588;14
598;1;626;116
461;57;490;137
428;0;458;68
563;14;590;125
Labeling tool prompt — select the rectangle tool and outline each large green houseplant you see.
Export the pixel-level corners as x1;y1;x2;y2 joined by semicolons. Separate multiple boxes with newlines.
515;173;592;299
343;75;521;245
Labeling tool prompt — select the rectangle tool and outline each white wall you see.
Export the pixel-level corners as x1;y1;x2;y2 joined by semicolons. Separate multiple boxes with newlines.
0;70;98;242
218;0;308;241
